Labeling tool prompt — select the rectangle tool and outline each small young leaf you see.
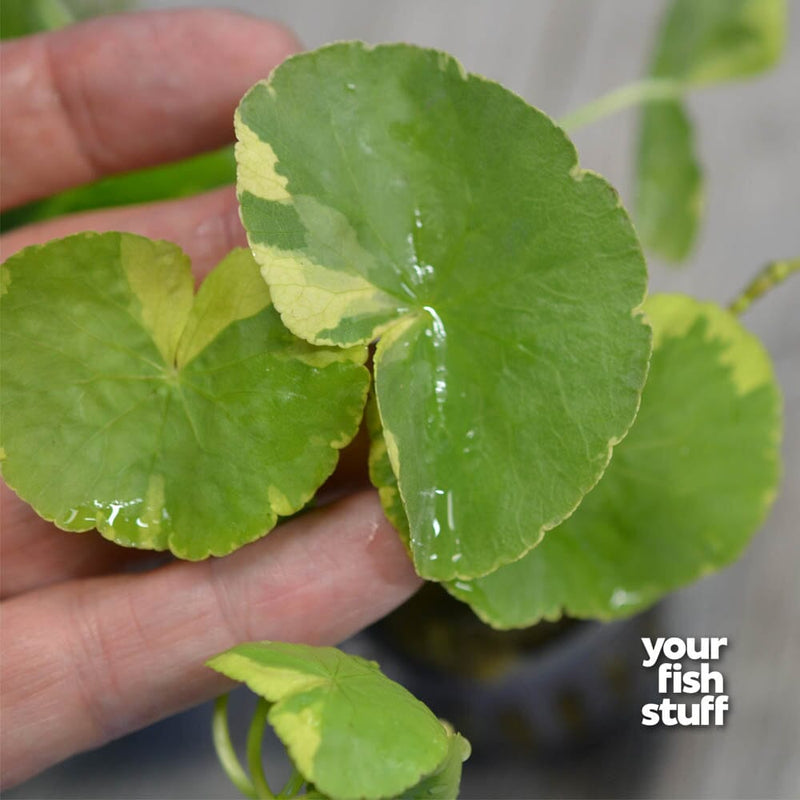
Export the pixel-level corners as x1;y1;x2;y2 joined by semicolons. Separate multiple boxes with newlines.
635;100;702;262
650;0;786;86
207;641;458;800
236;42;651;581
635;0;786;261
0;233;368;558
443;294;782;627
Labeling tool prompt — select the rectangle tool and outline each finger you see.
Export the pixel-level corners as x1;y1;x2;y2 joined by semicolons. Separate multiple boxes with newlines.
1;9;298;210
1;482;166;600
1;423;371;599
0;186;244;282
0;491;419;788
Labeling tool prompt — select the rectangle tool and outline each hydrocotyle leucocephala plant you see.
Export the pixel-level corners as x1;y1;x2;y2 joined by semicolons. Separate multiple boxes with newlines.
0;0;796;797
207;642;470;800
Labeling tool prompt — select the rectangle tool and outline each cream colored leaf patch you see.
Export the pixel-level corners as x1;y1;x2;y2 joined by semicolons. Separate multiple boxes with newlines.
234;107;291;203
252;242;398;347
120;234;194;365
646;294;773;394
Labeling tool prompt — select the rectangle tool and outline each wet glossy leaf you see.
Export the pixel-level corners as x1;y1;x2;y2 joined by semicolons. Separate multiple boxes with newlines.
636;0;786;261
207;641;457;800
0;233;368;558
236;42;651;581
444;295;782;626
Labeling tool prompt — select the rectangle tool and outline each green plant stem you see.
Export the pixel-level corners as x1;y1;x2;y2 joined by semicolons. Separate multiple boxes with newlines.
728;258;800;316
34;0;74;30
559;78;687;132
278;767;306;798
247;698;276;800
212;694;257;800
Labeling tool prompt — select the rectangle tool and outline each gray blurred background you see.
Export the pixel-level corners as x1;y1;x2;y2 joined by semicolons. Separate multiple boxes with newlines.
7;1;799;798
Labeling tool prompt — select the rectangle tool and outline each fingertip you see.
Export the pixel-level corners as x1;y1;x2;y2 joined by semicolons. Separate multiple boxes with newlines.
164;8;302;81
0;186;244;279
1;9;302;209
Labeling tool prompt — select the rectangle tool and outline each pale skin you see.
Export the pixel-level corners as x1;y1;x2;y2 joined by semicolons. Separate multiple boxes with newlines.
0;10;421;789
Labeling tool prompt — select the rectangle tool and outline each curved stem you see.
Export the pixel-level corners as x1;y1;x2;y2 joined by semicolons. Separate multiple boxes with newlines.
212;694;257;799
728;258;800;316
247;698;275;800
278;767;306;798
559;78;687;132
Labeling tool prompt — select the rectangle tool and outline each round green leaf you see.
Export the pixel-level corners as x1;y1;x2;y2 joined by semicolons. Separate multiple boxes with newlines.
236;42;651;581
0;233;368;558
207;641;454;800
444;294;783;626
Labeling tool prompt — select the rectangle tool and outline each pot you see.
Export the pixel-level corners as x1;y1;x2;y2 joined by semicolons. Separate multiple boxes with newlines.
358;584;660;755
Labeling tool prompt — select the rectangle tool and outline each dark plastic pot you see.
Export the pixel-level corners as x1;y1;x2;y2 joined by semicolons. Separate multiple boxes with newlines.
359;584;660;756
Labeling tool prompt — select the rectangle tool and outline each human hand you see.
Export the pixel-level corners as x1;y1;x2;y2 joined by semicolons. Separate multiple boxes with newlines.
0;10;421;789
